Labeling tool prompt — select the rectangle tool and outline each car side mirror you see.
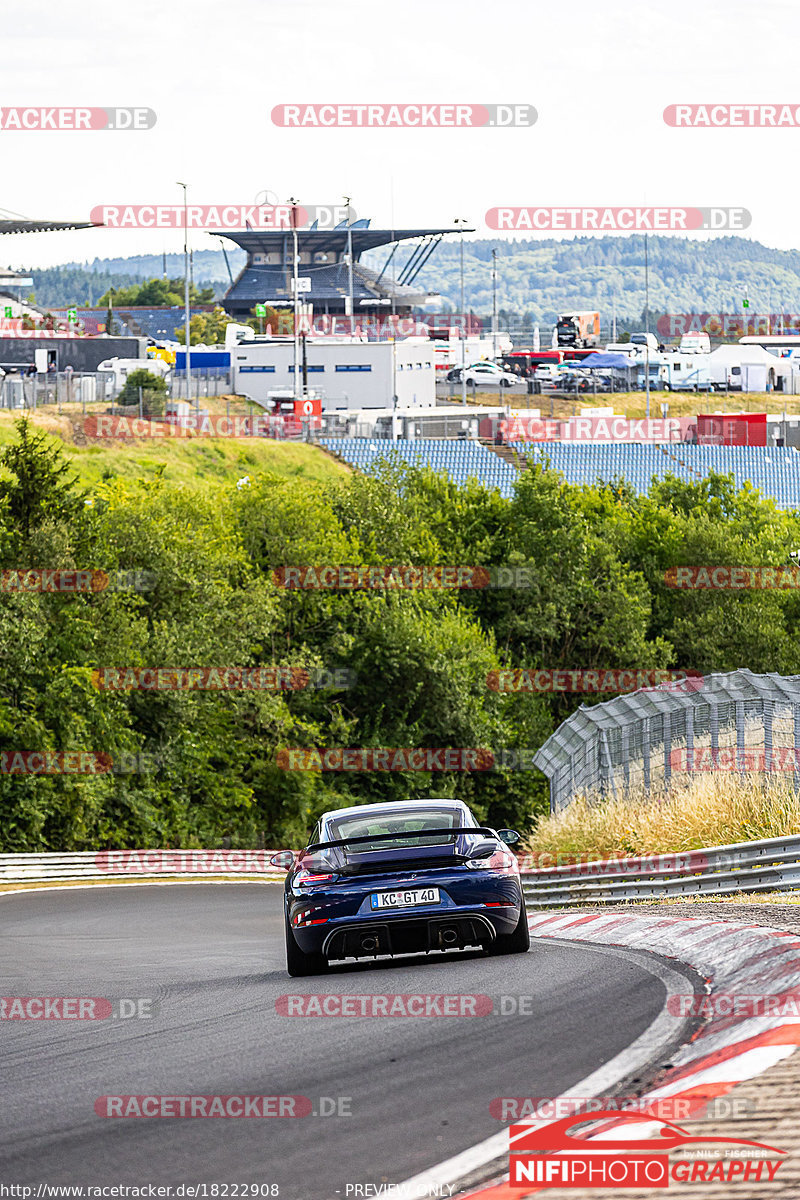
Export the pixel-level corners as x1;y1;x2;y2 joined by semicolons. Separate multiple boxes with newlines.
497;829;521;845
269;851;297;870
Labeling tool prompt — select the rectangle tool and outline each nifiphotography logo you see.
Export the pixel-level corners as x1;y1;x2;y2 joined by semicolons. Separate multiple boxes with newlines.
509;1110;786;1188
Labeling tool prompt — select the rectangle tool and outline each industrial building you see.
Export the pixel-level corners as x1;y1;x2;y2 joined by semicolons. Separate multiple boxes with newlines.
231;336;436;410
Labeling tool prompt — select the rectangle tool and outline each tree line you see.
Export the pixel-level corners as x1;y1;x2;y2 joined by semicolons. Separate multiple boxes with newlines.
1;420;799;851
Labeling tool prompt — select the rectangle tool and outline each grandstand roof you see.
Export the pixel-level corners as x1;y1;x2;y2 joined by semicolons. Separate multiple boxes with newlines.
0;218;99;234
218;227;470;255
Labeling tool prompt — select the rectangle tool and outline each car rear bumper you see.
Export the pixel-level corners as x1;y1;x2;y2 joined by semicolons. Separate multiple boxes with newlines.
321;910;499;960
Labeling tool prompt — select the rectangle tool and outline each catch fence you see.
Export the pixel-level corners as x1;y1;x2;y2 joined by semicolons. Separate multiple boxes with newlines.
533;669;800;812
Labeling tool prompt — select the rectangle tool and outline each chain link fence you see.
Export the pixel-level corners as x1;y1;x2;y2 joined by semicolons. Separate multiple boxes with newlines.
533;669;800;812
0;371;116;410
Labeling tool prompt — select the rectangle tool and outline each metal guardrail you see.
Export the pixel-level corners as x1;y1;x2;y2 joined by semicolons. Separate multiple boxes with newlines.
4;834;800;905
0;851;288;885
520;833;800;905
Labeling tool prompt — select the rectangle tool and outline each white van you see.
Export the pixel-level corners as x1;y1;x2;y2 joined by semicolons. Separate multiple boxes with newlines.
97;357;170;394
680;332;711;354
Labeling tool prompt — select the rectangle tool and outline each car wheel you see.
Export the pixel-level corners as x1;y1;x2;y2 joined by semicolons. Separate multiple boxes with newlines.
285;912;328;977
488;898;531;956
500;379;511;387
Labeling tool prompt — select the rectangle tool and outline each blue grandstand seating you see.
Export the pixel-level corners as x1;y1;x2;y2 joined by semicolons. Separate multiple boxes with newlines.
514;443;800;510
227;263;374;306
319;438;519;498
319;439;800;510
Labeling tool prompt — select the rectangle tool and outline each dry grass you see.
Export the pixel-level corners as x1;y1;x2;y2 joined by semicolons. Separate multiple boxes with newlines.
449;388;784;421
525;774;800;860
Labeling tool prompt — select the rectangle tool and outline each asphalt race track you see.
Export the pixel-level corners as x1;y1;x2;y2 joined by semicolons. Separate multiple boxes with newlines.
1;885;683;1199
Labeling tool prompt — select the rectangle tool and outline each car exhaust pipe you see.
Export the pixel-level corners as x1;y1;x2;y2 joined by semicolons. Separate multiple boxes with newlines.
441;928;459;945
360;935;380;953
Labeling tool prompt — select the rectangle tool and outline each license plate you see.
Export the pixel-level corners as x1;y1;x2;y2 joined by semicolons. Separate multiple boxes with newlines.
370;887;441;910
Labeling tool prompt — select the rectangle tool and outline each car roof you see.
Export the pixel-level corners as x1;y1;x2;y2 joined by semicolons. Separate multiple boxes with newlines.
319;798;473;825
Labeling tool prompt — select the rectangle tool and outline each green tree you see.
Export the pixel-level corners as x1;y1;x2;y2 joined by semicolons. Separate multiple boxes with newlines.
0;418;85;543
117;369;168;415
97;277;215;307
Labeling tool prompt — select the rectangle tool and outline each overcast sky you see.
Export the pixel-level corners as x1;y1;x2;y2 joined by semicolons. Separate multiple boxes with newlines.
3;0;797;270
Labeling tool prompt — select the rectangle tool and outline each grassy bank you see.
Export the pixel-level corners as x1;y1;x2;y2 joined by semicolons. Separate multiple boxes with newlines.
525;776;800;860
0;407;349;488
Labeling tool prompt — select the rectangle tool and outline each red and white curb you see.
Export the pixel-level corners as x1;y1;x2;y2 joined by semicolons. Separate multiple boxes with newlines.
399;911;800;1199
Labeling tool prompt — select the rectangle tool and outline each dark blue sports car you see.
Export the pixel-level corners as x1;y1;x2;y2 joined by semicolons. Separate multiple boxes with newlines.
282;798;529;976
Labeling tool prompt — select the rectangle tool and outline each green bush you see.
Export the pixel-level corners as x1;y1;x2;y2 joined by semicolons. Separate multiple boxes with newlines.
117;369;167;416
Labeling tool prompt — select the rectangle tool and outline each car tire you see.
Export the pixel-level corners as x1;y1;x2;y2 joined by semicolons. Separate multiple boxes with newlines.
500;379;511;387
488;898;531;956
285;912;328;977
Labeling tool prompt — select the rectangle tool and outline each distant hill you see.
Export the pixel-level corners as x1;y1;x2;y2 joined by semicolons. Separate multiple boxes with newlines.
18;236;800;324
21;250;245;309
398;235;800;326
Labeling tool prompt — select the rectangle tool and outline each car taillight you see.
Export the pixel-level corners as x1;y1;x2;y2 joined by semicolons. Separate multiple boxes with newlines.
466;851;516;871
295;870;337;885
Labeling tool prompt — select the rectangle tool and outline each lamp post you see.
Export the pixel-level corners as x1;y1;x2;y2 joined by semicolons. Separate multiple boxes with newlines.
344;195;354;336
289;197;301;397
176;182;192;409
644;232;650;421
455;218;468;407
491;247;498;361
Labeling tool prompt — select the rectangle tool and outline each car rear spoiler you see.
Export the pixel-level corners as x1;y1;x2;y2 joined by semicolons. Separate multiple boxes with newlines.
304;827;498;854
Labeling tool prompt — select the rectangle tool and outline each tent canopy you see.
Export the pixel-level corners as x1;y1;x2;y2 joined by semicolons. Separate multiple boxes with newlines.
577;352;633;370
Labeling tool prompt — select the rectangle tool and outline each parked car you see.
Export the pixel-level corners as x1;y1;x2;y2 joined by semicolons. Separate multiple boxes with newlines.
448;362;520;388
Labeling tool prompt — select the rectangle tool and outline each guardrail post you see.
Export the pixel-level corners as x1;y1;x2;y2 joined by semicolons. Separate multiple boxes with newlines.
642;717;651;790
599;730;616;800
736;701;745;773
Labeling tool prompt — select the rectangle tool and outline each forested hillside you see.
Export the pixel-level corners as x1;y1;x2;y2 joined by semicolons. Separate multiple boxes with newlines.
2;421;799;852
18;236;800;320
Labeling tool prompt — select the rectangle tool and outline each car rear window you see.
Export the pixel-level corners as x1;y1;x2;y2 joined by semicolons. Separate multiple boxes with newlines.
327;808;466;850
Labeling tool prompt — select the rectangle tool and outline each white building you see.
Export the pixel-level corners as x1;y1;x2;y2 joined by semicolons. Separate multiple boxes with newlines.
231;336;435;411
